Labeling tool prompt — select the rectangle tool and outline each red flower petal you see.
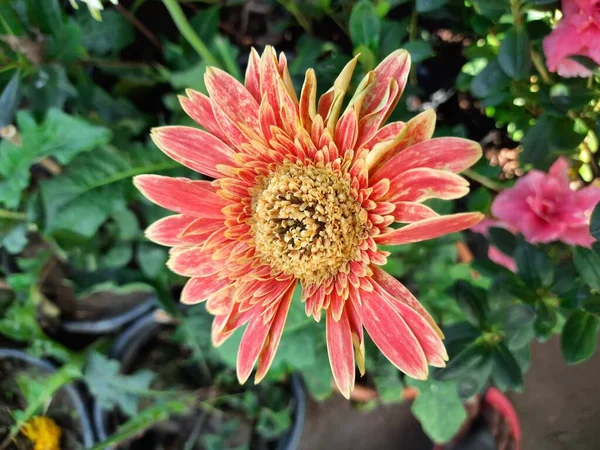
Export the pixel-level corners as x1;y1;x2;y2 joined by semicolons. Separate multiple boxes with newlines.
205;67;260;131
372;137;482;184
361;50;410;121
245;48;261;102
366;109;436;174
376;285;447;366
145;214;197;246
299;69;317;131
181;276;230;305
392;202;439;223
371;267;443;339
237;313;272;384
133;175;226;219
255;281;296;382
206;285;235;315
387;168;470;203
179;90;231;145
167;246;225;277
360;121;405;151
151;126;235;178
359;287;428;379
334;109;359;153
326;307;355;399
345;295;366;375
376;212;484;246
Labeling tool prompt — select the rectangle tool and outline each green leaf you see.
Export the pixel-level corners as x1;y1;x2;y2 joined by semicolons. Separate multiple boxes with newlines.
0;2;25;35
2;223;28;254
467;187;492;214
491;343;523;390
84;352;155;417
403;41;435;63
0;109;111;209
25;0;63;36
169;61;208;94
498;27;531;79
550;83;595;112
488;227;516;256
561;311;598;364
534;301;558;341
100;245;133;269
89;400;191;450
40;145;176;238
349;0;381;51
455;353;494;399
522;115;585;169
471;60;511;99
515;239;554;288
46;19;82;64
256;408;292;440
23;65;77;115
11;364;81;438
0;70;21;127
189;6;220;44
435;341;491;381
583;295;600;314
136;243;168;279
379;19;409;59
78;10;134;55
416;0;449;13
452;281;489;327
495;304;536;349
407;378;467;444
298;348;332;400
591;203;600;242
568;55;600;74
373;363;404;403
471;0;510;19
573;246;600;291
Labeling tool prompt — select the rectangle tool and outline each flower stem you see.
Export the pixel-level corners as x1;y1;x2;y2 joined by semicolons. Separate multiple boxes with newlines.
530;46;552;85
462;169;503;193
0;209;25;221
161;0;221;68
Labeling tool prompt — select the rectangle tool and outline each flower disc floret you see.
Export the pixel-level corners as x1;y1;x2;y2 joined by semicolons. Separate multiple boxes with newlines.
251;162;368;285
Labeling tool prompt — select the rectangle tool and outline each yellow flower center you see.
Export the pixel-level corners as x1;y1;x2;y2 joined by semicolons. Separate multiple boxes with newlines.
251;163;368;285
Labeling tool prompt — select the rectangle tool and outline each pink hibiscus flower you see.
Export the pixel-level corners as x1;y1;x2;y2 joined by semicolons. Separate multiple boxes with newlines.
491;158;600;247
543;0;600;78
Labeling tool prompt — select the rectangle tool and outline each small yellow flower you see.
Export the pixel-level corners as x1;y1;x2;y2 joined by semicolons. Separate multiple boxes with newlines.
21;416;62;450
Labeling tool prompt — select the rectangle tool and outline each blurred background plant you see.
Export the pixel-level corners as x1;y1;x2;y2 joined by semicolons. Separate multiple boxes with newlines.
0;0;599;448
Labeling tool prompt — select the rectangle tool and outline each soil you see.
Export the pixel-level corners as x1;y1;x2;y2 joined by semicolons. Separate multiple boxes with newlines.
0;358;84;450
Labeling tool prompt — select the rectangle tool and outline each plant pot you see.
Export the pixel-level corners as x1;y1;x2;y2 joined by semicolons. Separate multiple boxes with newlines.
1;246;156;340
0;348;95;449
93;311;306;450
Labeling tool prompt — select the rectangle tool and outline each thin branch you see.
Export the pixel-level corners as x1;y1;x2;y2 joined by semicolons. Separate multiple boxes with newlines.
115;3;162;52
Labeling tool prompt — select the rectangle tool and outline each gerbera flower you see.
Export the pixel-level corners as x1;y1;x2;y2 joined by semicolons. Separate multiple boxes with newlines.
134;47;483;398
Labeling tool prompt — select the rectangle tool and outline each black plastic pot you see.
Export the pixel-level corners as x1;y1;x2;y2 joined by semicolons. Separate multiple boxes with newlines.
93;311;307;450
59;297;156;335
0;348;95;448
1;247;156;336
